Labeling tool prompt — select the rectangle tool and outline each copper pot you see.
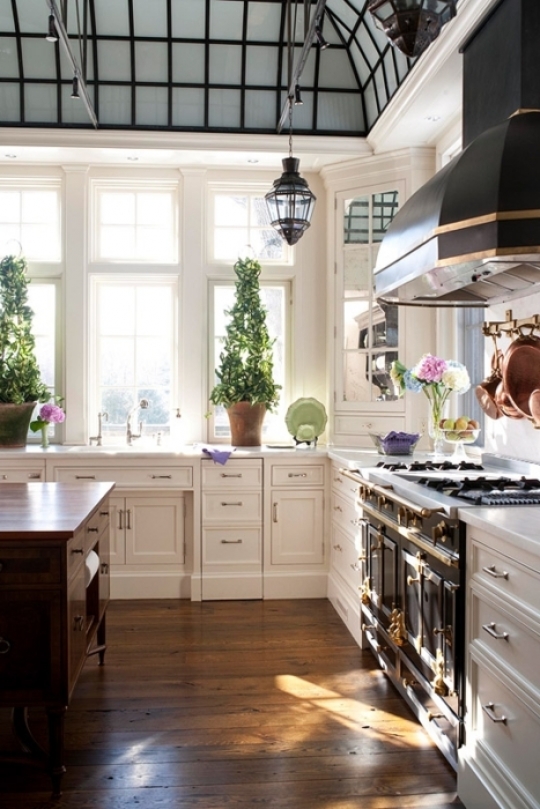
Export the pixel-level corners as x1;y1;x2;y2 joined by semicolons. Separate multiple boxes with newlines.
529;389;540;428
494;381;524;419
475;346;503;420
501;333;540;418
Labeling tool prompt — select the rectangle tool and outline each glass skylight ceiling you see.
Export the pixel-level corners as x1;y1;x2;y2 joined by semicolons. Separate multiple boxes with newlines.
0;0;414;135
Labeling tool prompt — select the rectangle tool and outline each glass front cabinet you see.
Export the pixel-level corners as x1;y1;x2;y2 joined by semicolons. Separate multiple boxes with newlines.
332;184;407;446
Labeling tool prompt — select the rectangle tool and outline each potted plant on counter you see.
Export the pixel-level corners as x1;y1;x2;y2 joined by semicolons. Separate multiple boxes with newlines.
0;253;50;447
210;256;281;446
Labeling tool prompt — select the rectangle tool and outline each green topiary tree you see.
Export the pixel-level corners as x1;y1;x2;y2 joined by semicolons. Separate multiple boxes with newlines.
0;254;50;404
210;256;281;411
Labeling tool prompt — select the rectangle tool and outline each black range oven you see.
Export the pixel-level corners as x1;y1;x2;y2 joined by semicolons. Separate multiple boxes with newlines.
340;456;540;772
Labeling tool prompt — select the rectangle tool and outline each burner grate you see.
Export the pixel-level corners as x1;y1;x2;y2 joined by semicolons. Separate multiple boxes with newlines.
417;474;540;505
376;459;484;473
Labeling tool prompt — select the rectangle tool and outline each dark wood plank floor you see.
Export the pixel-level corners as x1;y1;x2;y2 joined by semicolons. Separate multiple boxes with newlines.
0;599;463;808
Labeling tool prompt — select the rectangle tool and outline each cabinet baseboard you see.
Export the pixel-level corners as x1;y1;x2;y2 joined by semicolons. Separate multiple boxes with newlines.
111;570;192;599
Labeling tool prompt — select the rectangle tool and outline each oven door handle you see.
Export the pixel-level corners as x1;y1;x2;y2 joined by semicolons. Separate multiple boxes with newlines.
360;500;459;569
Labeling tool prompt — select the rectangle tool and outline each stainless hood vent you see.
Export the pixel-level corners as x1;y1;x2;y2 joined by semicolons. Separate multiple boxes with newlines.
375;0;540;306
375;110;540;306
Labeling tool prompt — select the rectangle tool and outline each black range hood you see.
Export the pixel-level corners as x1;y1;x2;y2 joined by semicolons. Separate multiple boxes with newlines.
375;0;540;306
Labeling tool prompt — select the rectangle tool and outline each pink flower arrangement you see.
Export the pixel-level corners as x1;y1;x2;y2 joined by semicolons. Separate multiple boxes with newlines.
35;403;65;425
414;354;448;384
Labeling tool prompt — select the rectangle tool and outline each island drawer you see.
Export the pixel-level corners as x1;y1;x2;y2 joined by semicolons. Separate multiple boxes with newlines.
54;466;193;488
0;546;62;585
85;506;110;552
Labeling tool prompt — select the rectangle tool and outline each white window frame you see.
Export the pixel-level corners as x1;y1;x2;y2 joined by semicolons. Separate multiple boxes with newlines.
208;183;293;266
88;274;179;444
0;179;62;263
207;277;292;444
90;179;180;265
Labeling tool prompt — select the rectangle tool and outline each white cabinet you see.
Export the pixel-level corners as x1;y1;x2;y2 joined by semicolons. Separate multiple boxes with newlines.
264;459;327;599
50;460;195;599
459;522;540;809
0;462;45;482
326;462;365;645
109;493;185;566
201;459;263;601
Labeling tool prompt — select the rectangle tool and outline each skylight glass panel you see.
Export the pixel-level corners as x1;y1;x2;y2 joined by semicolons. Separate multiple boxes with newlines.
209;0;244;41
171;0;206;38
99;86;132;125
0;11;15;32
244;90;277;129
246;46;278;86
25;85;57;123
94;0;130;36
172;43;205;83
62;85;96;124
209;44;242;85
0;37;19;77
246;3;281;42
317;49;359;89
172;87;205;126
0;84;19;121
318;92;364;131
97;41;132;82
135;42;168;83
133;0;169;38
208;89;241;128
136;86;169;126
290;93;314;131
23;38;57;80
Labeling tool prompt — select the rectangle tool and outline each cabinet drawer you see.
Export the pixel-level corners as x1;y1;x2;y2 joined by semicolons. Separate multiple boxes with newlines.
85;505;110;552
202;492;262;523
471;540;540;610
331;466;360;500
54;465;193;488
202;528;262;566
0;546;62;585
470;658;540;802
471;591;540;689
331;490;360;537
271;464;325;486
0;466;44;483
202;461;262;489
67;530;85;578
331;524;362;593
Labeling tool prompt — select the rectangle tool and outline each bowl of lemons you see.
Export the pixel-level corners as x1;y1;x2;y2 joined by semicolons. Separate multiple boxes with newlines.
440;416;481;461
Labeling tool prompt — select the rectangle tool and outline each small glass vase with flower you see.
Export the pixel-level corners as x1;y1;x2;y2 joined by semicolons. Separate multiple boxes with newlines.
390;355;471;456
30;401;65;448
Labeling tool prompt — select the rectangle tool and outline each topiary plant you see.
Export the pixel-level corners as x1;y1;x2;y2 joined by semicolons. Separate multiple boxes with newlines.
210;256;281;411
0;254;50;404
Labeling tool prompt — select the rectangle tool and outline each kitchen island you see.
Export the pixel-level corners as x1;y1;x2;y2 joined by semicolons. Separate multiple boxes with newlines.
0;481;114;796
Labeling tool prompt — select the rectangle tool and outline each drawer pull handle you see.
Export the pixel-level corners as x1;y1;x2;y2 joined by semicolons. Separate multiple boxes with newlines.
100;510;109;517
288;473;308;478
126;509;132;530
482;702;507;724
333;505;342;512
88;527;99;533
100;563;109;573
151;474;172;479
482;564;509;580
71;548;84;555
0;637;11;654
118;510;123;530
221;539;243;544
220;473;242;478
221;501;243;506
482;622;509;640
28;473;42;479
334;476;343;483
273;503;278;523
333;543;342;552
350;563;360;571
1;474;6;480
75;475;96;480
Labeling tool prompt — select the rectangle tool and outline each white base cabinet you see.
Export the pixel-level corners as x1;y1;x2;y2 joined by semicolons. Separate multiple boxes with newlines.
459;522;540;809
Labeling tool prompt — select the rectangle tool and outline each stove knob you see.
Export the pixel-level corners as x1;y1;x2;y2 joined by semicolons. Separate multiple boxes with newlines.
432;521;450;544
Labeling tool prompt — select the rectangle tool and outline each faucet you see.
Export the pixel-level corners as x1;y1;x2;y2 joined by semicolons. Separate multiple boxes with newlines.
89;411;108;446
126;399;150;446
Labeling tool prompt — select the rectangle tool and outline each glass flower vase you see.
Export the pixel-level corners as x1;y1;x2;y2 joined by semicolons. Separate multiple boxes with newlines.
425;388;449;457
40;424;49;449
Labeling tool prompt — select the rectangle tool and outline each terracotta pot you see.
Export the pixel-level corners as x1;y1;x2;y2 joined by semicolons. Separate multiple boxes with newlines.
226;402;267;447
0;402;36;447
502;334;540;417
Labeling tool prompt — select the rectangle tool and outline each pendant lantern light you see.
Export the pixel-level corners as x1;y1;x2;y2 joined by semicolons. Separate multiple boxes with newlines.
368;0;457;58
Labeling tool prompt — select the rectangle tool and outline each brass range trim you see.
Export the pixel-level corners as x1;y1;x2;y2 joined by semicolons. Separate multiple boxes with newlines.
359;500;459;569
434;243;540;268
354;474;445;520
434;208;540;236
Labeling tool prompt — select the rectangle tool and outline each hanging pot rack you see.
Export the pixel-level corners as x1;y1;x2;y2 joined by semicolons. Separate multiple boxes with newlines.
482;309;540;339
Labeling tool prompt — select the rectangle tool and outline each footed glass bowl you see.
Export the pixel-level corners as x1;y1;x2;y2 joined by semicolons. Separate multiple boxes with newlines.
442;428;481;461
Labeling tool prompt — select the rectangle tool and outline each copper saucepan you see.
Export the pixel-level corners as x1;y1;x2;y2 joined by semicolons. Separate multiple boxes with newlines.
475;337;503;420
501;331;540;419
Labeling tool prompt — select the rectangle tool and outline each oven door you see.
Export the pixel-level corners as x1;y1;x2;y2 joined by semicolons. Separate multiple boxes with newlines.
366;522;399;630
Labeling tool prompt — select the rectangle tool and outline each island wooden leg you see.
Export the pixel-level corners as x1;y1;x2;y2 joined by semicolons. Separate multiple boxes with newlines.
46;705;67;797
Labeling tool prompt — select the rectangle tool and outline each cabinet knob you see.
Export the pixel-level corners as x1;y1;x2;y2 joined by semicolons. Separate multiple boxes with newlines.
0;637;11;654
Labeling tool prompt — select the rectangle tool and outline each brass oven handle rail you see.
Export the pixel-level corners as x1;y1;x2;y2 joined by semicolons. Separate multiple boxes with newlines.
359;499;459;569
339;469;445;520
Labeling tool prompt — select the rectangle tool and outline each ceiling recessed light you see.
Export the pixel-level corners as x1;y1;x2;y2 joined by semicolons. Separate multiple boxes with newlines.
127;156;139;162
424;114;442;122
4;154;17;159
247;158;259;164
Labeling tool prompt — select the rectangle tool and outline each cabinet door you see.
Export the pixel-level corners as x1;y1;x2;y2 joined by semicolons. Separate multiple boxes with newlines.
109;496;126;565
125;495;185;565
271;490;324;565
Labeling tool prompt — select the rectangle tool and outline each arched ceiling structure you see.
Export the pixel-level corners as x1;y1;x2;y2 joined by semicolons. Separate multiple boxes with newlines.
0;0;415;135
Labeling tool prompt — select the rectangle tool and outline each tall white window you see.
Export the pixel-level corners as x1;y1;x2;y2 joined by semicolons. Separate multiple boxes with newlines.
211;191;289;263
209;281;290;442
93;186;177;263
90;277;178;443
0;186;61;261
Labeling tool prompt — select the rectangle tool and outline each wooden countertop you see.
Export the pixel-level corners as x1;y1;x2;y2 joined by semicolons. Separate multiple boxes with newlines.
0;481;114;540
